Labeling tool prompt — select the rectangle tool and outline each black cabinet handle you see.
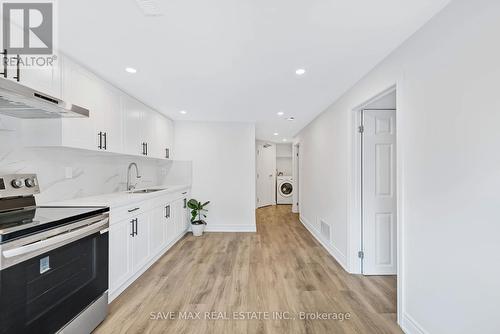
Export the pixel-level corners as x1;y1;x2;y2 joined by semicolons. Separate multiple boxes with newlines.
145;143;148;156
165;205;170;218
0;49;7;78
103;132;107;150
142;142;146;155
13;55;20;82
130;219;135;237
134;218;138;236
165;148;170;159
183;198;187;208
98;132;102;149
128;207;140;212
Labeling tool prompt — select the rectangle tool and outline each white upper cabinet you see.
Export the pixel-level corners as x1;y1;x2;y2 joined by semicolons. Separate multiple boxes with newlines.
122;95;147;156
17;53;62;99
22;54;173;159
61;57;122;153
122;95;174;159
0;23;62;98
149;111;173;159
59;57;98;150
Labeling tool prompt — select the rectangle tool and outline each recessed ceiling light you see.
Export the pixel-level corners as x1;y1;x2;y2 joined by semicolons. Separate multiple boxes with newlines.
179;110;187;114
282;138;287;142
295;68;306;76
286;117;295;121
273;132;279;136
277;111;284;116
125;67;137;74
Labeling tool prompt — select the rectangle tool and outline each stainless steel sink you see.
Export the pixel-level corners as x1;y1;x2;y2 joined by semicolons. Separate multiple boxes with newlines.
130;188;166;194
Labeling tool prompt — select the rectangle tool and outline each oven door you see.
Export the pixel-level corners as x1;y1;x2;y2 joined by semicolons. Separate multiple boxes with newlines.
0;214;109;334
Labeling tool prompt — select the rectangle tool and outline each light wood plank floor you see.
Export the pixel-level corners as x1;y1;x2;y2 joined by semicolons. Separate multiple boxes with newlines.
95;205;401;334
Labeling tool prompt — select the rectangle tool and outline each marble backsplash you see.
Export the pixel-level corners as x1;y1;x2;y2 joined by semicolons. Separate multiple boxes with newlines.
0;116;191;204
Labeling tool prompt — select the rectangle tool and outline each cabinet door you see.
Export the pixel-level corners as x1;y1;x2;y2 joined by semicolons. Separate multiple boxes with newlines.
61;58;96;150
165;117;174;159
93;81;122;153
166;203;176;244
173;198;188;237
0;23;61;98
153;114;172;159
18;54;62;99
132;213;150;271
142;108;157;157
182;197;190;231
122;96;145;156
149;205;167;256
109;219;133;293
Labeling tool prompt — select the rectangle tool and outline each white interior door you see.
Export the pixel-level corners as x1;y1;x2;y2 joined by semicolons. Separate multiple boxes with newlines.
362;109;397;275
256;144;276;207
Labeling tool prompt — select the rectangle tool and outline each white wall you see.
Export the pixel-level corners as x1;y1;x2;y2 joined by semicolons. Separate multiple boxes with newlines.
174;121;256;231
276;143;292;176
295;1;500;333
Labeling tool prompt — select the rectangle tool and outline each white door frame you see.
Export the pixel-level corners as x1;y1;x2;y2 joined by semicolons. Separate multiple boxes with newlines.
256;142;276;208
348;84;404;326
292;143;300;213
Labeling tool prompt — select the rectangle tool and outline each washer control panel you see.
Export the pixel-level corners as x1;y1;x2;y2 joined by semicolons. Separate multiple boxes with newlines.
0;174;40;198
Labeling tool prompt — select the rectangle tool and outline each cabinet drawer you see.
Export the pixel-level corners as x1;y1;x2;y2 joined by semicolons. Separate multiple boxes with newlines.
110;201;150;223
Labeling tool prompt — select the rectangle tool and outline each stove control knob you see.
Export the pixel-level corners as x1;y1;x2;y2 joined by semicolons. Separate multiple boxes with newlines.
25;178;37;188
11;178;24;189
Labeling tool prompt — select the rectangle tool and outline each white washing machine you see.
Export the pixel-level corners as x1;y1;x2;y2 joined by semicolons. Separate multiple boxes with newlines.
276;176;294;204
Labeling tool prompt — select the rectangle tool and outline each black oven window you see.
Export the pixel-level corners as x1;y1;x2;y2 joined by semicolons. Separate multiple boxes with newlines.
0;232;108;334
26;237;97;322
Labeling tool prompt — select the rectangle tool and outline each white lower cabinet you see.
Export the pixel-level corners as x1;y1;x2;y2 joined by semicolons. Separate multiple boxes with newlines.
108;217;133;293
109;190;190;301
131;213;150;272
173;197;189;236
149;203;170;257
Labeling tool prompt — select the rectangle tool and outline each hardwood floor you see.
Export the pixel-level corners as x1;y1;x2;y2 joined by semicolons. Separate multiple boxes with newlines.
95;205;401;334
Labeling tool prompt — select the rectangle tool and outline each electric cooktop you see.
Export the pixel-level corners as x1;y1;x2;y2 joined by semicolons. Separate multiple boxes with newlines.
0;206;109;243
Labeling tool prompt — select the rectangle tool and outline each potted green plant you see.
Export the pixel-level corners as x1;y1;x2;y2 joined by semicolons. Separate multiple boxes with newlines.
187;199;210;236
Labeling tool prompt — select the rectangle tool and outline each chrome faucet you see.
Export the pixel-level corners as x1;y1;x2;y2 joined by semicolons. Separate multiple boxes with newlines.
127;162;142;191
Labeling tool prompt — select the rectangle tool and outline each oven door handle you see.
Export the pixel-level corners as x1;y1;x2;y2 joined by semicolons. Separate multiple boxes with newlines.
2;218;109;259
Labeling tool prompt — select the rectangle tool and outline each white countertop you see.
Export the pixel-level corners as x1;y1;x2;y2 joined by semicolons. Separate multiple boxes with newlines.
46;184;190;209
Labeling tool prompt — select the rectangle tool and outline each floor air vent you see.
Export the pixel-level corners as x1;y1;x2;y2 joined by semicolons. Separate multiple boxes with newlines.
320;220;330;241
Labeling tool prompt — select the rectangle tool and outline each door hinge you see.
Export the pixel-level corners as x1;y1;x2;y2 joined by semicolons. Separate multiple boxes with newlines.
358;251;364;259
358;125;364;133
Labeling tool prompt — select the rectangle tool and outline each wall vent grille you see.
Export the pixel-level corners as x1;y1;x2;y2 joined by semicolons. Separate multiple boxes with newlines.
135;0;163;16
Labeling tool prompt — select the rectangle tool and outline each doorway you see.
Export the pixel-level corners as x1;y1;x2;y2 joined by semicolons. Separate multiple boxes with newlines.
358;90;397;275
256;142;276;207
292;143;300;213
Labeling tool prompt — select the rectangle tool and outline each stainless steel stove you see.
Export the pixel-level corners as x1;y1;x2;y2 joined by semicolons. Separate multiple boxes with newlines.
0;174;110;334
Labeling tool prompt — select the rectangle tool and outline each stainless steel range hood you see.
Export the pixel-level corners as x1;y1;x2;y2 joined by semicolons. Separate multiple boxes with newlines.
0;78;89;119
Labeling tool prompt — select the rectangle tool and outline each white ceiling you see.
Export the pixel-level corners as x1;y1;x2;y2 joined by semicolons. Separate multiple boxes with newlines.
57;0;450;143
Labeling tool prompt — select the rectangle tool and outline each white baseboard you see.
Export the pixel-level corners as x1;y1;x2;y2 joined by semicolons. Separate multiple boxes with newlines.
299;215;348;272
401;313;428;334
204;224;257;232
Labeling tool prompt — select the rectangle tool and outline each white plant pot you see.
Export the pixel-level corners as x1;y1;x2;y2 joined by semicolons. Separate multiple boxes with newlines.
192;224;205;237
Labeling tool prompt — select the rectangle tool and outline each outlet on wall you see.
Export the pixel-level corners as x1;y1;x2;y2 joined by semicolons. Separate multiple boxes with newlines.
64;167;73;179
